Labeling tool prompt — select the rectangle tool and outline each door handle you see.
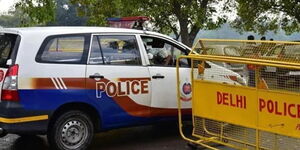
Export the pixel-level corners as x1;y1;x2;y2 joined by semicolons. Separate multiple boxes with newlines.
89;74;104;79
152;75;165;79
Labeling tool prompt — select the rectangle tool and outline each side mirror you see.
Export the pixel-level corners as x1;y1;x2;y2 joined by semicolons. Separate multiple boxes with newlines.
147;53;153;60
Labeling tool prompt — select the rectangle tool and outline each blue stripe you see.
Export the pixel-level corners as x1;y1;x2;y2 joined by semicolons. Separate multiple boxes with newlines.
18;89;169;129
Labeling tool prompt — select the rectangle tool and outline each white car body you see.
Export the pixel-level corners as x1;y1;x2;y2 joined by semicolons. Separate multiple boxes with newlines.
0;27;246;149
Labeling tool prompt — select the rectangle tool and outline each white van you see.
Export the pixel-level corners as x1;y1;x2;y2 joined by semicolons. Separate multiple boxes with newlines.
0;27;245;150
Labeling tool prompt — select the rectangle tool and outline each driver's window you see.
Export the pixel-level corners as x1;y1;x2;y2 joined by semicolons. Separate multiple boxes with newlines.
141;36;188;67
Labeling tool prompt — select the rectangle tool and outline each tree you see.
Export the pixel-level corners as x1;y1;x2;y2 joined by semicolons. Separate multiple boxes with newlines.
70;0;228;47
0;6;33;27
15;0;86;26
15;0;56;26
69;0;142;26
232;0;300;35
48;0;87;26
15;0;229;46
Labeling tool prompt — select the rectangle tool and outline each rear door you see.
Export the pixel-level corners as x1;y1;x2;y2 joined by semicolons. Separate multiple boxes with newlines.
0;33;20;97
86;34;151;127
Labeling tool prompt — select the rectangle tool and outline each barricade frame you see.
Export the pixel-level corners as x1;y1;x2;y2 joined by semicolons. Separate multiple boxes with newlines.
177;39;300;150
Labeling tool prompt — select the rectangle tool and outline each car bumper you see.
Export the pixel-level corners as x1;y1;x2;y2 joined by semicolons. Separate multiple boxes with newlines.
0;101;50;135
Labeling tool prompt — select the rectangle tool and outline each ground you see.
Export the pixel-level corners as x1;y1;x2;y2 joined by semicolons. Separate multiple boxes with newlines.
0;122;196;150
0;121;232;150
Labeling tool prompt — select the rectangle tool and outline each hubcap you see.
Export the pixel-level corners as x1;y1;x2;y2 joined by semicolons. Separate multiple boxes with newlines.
60;119;88;149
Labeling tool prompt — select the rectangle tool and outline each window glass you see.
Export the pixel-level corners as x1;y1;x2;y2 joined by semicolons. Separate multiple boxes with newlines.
224;47;241;56
89;35;141;65
267;46;282;56
142;36;188;67
205;48;216;55
89;36;104;64
38;36;85;63
0;34;18;67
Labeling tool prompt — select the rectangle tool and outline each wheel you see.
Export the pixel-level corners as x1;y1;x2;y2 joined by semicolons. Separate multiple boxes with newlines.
48;110;94;150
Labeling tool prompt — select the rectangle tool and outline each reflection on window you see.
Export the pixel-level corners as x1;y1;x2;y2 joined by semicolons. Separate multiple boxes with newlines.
89;35;141;65
224;47;241;56
142;36;188;67
39;36;85;63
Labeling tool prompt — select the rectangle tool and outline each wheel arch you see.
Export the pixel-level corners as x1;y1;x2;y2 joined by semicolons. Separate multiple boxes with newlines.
48;102;101;133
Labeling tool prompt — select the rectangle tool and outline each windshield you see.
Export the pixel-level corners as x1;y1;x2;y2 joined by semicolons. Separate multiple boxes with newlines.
224;47;241;56
0;33;18;68
284;45;300;55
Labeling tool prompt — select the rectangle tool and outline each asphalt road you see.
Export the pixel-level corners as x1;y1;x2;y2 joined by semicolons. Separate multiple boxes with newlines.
0;122;202;150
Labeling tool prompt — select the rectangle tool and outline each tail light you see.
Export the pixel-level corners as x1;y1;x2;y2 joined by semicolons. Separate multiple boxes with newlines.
1;64;19;101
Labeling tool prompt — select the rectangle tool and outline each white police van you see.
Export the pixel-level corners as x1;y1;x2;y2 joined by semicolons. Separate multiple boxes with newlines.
0;27;245;150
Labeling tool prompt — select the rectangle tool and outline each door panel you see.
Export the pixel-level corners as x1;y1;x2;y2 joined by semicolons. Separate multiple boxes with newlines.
140;35;192;117
149;67;191;109
86;34;151;127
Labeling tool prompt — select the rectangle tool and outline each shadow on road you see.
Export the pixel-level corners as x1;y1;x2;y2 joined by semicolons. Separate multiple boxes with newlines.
90;121;193;150
12;135;48;150
4;121;193;150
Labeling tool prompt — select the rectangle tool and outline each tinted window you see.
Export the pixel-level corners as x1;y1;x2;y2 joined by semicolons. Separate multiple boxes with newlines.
0;33;18;67
36;35;88;64
89;35;141;65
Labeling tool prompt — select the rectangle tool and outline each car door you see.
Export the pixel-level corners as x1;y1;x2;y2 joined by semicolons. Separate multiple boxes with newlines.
86;34;151;127
140;35;191;117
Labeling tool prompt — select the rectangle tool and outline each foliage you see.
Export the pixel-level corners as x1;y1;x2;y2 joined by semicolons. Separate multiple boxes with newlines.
0;11;22;27
232;0;300;35
15;0;85;26
69;0;141;26
70;0;228;47
48;0;87;26
13;0;230;46
15;0;56;26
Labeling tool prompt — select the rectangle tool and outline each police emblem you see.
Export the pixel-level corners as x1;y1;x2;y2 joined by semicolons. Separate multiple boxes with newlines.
182;83;191;95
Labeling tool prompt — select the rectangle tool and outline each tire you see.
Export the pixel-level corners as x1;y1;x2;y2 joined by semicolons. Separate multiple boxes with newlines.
0;131;7;138
47;110;94;150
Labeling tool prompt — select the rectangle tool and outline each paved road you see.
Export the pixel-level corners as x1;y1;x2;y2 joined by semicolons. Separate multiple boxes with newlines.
0;121;231;150
0;122;196;150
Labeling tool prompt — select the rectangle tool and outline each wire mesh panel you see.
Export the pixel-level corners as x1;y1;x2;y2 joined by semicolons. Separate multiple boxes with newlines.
193;116;300;150
192;39;300;92
177;39;300;150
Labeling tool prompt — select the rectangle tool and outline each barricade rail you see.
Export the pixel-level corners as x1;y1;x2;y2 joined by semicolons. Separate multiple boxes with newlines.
177;39;300;150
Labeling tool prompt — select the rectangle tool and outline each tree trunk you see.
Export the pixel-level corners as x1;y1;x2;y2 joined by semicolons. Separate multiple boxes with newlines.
188;25;200;47
172;0;191;47
179;18;192;47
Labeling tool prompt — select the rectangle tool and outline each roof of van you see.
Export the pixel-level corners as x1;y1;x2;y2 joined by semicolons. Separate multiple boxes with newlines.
1;26;163;37
0;26;189;49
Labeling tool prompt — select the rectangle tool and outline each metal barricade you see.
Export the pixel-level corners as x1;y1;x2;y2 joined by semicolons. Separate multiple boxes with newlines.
177;39;300;150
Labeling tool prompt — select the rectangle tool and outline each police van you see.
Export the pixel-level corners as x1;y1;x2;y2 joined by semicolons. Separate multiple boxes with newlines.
0;27;245;150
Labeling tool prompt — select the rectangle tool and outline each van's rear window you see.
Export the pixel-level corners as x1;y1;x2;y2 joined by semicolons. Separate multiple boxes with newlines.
0;33;19;68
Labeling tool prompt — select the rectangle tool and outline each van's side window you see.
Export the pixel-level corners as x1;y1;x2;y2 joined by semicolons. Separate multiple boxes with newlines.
36;35;87;64
88;35;141;65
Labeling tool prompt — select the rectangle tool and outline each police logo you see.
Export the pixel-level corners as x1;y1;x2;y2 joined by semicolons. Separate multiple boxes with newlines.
182;83;191;95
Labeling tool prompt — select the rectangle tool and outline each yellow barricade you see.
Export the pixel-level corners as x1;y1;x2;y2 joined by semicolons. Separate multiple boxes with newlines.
177;39;300;150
